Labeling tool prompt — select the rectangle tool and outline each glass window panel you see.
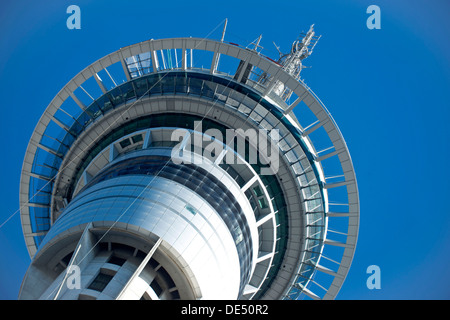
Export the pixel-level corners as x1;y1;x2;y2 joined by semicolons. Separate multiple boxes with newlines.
88;272;114;292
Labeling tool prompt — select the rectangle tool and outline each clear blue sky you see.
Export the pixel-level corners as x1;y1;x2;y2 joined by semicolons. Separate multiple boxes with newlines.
0;0;449;299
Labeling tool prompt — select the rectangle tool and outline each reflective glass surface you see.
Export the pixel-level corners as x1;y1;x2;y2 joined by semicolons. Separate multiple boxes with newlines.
82;155;253;298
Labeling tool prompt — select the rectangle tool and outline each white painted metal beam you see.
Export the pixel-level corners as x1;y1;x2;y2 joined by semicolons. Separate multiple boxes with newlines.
241;176;258;192
116;238;162;300
94;73;108;94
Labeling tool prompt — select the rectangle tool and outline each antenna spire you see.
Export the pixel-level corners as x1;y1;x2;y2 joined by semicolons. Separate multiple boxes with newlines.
263;24;321;102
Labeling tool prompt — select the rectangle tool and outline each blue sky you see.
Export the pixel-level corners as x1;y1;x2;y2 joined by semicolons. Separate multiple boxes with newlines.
0;0;449;299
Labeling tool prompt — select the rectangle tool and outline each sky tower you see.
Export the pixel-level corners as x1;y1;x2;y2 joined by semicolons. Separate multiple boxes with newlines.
18;23;359;300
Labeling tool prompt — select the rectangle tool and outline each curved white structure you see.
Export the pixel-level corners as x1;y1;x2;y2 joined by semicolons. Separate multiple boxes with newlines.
19;28;359;300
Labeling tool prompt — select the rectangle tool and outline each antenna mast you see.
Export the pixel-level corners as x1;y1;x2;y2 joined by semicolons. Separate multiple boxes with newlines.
264;25;321;102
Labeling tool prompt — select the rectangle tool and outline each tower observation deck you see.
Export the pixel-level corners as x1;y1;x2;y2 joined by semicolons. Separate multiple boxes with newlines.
18;24;359;300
